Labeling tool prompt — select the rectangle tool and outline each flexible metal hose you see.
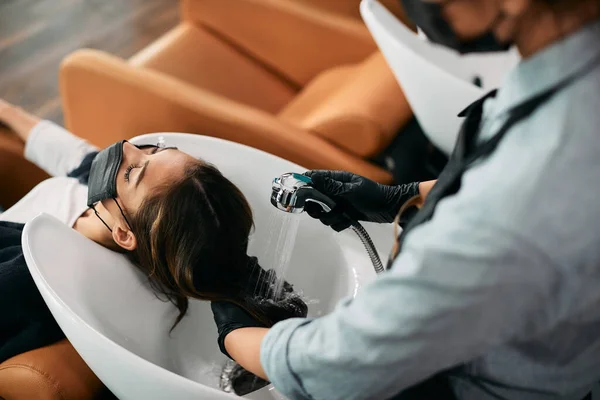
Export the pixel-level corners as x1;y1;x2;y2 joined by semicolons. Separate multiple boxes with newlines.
350;222;385;274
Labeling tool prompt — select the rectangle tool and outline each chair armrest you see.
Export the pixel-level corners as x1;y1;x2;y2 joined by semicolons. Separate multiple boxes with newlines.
0;129;48;209
180;0;378;87
60;49;391;183
0;339;102;400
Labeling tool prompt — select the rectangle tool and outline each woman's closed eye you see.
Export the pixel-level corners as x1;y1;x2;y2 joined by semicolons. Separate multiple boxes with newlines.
124;164;137;183
124;147;164;183
124;145;179;184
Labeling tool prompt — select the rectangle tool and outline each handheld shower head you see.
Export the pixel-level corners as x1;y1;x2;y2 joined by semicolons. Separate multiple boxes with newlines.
270;172;385;274
270;173;336;214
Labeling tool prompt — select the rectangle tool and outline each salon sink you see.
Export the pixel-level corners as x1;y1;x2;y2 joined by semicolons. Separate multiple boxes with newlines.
361;0;520;154
22;133;393;400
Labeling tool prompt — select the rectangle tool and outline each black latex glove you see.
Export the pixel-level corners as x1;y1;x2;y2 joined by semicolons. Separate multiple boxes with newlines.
211;301;265;359
303;170;420;232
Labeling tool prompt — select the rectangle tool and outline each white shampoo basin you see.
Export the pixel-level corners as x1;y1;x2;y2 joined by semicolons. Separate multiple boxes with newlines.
361;0;520;154
22;133;393;400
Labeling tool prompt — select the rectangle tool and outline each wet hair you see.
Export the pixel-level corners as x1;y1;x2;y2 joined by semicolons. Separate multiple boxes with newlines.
125;160;307;395
125;160;252;327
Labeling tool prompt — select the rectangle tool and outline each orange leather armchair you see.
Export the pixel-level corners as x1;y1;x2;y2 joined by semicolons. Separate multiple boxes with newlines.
0;340;103;400
0;132;48;209
61;0;416;183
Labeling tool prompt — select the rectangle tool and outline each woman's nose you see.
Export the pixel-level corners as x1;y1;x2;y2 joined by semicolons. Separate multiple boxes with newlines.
122;141;141;163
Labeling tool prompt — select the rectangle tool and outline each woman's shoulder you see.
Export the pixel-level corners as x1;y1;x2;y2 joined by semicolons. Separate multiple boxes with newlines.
0;177;88;226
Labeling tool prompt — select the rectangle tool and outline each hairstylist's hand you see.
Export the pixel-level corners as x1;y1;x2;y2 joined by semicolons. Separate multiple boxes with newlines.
303;170;420;232
211;301;265;359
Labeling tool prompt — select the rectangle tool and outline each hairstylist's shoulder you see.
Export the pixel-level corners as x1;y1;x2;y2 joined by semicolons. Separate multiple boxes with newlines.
561;62;600;145
445;69;600;271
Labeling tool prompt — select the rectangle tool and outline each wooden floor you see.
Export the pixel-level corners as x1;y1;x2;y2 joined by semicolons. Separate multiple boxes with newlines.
0;0;179;125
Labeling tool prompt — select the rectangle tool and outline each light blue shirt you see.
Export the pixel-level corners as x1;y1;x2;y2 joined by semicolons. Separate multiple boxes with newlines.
261;20;600;400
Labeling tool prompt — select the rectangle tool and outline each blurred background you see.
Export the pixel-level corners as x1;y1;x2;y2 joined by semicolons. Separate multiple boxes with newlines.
0;0;178;124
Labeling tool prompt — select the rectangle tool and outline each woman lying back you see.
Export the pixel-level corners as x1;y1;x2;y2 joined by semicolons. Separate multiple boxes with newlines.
0;99;306;395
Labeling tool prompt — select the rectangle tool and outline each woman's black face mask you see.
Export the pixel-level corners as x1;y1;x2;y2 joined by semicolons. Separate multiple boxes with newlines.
401;0;511;54
87;140;125;207
87;140;131;232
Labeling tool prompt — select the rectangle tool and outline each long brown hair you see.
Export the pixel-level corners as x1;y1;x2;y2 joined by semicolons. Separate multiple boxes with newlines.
126;160;306;330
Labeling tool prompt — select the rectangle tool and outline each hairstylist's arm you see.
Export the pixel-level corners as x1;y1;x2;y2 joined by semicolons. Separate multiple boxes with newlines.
303;170;435;231
417;180;435;202
225;328;268;379
211;301;269;379
216;188;560;400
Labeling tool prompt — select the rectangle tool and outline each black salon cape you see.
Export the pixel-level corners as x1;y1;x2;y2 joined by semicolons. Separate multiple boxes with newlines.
0;151;97;363
0;221;65;361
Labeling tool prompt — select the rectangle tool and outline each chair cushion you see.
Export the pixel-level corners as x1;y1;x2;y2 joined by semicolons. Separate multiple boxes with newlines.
128;24;296;114
278;51;412;158
0;339;102;400
181;0;378;88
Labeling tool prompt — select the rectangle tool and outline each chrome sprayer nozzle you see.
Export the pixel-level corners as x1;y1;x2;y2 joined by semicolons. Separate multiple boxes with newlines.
269;172;384;274
270;173;311;213
270;173;335;214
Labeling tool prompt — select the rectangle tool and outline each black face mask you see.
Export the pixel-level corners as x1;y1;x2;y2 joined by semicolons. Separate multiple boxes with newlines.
401;0;511;54
88;140;125;207
87;140;131;232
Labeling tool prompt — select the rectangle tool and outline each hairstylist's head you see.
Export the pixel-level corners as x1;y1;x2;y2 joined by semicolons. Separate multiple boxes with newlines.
402;0;600;57
87;140;255;326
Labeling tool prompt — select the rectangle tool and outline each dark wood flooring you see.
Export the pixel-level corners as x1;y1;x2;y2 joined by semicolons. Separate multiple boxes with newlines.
0;0;179;124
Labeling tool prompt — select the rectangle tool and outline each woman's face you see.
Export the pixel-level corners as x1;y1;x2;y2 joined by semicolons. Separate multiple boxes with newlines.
114;142;195;211
94;141;197;247
419;0;526;44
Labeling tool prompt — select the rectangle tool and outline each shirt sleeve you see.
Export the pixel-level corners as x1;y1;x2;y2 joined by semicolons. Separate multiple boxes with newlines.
260;184;562;400
24;120;99;177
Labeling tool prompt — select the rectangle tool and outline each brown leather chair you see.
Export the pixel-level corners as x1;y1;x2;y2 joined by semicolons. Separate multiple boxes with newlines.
60;0;416;184
0;131;48;209
0;340;103;400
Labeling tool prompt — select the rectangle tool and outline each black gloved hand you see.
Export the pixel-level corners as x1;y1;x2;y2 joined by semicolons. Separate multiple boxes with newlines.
212;301;265;359
303;170;420;232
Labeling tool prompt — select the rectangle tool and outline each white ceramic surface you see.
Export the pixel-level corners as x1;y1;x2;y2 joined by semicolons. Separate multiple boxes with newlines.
361;0;520;154
22;133;394;400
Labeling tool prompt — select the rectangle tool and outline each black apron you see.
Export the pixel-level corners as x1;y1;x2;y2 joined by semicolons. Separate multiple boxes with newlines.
388;81;576;399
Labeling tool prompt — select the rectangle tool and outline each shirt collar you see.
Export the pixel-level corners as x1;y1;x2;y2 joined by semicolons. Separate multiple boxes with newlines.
492;19;600;117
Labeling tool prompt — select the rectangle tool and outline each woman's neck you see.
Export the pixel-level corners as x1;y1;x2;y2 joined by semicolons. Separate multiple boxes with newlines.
73;208;119;250
515;3;600;58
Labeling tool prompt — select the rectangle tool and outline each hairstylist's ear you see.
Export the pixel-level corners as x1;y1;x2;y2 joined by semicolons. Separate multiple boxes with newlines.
112;225;137;251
